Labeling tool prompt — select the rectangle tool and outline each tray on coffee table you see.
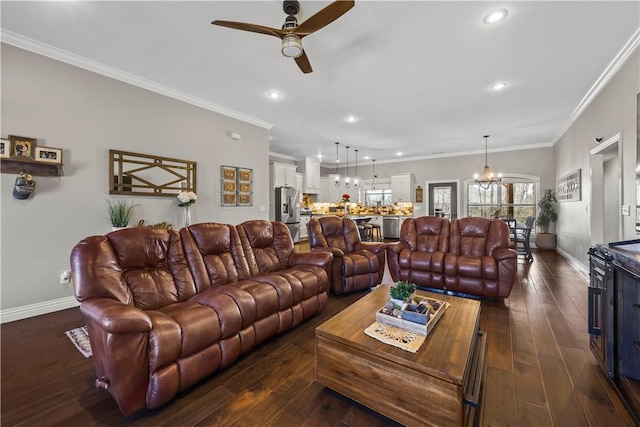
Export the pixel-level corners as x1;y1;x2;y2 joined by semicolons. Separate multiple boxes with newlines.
375;296;449;336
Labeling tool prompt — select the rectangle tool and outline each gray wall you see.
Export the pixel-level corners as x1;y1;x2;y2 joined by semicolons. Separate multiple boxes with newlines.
1;45;269;313
554;49;639;267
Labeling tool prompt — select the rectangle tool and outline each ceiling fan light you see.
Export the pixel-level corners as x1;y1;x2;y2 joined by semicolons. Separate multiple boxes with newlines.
281;34;303;58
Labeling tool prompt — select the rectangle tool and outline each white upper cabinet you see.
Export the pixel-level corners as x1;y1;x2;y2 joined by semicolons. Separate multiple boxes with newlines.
301;157;321;193
391;173;415;203
319;176;329;202
272;162;297;188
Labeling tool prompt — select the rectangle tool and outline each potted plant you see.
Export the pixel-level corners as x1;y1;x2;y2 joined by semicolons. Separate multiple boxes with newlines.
535;189;558;250
389;281;417;306
106;199;138;231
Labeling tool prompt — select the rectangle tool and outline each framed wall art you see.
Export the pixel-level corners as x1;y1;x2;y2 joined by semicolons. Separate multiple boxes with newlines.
35;147;63;164
0;139;9;158
9;135;36;159
556;169;581;202
221;165;253;207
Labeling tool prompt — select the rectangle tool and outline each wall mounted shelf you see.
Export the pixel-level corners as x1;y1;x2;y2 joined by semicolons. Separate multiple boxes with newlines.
1;157;63;177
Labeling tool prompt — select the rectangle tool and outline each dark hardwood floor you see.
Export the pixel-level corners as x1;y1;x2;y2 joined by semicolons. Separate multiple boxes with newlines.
2;248;637;426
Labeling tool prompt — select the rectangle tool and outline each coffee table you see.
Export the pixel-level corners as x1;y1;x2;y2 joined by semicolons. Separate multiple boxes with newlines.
315;284;486;427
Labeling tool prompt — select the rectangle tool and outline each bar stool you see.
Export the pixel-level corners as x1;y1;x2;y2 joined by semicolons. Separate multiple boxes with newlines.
362;223;374;241
370;224;382;241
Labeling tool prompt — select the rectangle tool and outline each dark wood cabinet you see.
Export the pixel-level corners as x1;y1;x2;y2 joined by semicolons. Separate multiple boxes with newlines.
590;241;640;424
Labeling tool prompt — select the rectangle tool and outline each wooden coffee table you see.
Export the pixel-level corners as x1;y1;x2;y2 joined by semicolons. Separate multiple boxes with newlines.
315;284;486;427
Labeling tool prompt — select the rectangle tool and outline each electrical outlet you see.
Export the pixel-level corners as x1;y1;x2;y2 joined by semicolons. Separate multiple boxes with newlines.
60;270;71;285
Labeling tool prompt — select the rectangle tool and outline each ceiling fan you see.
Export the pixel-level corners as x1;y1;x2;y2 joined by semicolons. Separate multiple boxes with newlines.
211;0;354;74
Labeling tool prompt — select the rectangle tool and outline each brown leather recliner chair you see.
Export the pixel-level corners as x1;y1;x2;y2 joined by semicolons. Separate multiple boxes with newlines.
445;217;517;298
307;216;386;294
387;216;449;290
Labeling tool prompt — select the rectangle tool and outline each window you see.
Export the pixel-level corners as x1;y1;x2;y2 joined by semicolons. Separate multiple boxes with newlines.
364;189;392;206
467;180;537;226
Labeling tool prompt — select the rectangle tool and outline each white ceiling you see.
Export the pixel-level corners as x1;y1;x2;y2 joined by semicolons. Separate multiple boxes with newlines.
1;1;639;166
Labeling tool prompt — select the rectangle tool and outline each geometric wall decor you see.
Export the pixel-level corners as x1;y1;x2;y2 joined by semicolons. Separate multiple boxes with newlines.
109;149;196;197
556;169;581;202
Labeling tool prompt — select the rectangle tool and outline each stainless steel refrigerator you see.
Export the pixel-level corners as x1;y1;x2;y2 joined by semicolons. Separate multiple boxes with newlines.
274;186;300;243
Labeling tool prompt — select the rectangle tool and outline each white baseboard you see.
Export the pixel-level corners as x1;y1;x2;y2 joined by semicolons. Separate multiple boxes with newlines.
556;247;589;276
1;296;80;324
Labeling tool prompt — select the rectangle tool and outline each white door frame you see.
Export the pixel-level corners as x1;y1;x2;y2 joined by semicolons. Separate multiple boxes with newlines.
590;132;623;244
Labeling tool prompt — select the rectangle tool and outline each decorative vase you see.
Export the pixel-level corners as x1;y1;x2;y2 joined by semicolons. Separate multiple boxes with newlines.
184;205;192;227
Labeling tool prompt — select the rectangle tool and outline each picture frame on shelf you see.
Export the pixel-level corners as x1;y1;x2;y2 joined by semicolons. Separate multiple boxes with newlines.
9;135;37;159
35;147;62;164
0;139;9;158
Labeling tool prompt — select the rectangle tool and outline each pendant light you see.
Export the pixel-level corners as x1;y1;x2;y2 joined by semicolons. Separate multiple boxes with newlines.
371;159;376;190
474;135;502;190
344;145;351;188
353;149;359;189
334;142;340;187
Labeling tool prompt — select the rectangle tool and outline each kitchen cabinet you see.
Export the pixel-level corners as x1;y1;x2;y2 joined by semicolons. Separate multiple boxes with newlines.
272;162;297;188
296;173;303;202
301;157;321;194
319;176;329;202
391;173;414;203
300;215;311;240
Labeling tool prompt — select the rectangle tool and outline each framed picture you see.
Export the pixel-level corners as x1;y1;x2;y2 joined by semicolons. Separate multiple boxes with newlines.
35;147;63;164
9;135;36;159
239;168;252;182
222;193;237;206
223;180;236;192
238;193;252;206
239;182;251;192
0;139;9;158
222;166;236;180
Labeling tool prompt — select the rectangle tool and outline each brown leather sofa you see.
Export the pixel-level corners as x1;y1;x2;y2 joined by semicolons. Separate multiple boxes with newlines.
387;216;517;298
70;220;332;416
307;216;385;294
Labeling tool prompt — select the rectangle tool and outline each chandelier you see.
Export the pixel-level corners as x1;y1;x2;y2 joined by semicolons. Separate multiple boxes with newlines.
333;142;358;188
474;135;502;190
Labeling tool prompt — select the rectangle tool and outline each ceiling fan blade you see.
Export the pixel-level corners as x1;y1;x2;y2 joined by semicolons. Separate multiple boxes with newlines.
295;51;313;73
211;20;286;38
294;0;355;37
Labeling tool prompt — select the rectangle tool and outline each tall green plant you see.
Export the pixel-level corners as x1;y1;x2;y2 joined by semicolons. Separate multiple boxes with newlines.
535;189;557;233
106;199;138;227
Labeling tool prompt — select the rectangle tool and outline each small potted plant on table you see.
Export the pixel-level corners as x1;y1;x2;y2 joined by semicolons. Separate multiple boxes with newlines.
389;281;417;306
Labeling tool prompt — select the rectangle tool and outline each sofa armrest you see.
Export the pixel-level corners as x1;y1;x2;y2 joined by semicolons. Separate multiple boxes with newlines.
80;298;152;334
386;241;409;282
312;246;344;259
354;241;386;254
289;251;333;268
493;247;518;262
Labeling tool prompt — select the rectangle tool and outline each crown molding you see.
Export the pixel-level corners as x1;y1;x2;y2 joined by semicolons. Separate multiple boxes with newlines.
556;26;640;144
1;30;273;130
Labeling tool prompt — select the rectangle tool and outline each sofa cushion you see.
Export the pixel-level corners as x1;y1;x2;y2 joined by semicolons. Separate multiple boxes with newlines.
342;250;380;276
71;228;196;309
180;223;251;292
237;220;294;275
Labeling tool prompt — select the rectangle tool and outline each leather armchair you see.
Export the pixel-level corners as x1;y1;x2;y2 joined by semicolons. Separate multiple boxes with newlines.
387;216;449;290
445;217;517;298
307;216;385;294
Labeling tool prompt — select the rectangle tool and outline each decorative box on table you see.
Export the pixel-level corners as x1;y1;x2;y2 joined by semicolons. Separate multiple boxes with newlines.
375;297;448;336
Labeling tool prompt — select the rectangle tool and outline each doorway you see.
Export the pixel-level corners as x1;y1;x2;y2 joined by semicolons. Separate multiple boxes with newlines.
590;133;623;244
427;181;458;219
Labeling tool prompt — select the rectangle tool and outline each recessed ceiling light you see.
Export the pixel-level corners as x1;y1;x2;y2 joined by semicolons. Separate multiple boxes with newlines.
267;90;282;99
491;82;508;91
483;8;508;24
364;155;370;160
345;115;357;123
396;152;403;156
